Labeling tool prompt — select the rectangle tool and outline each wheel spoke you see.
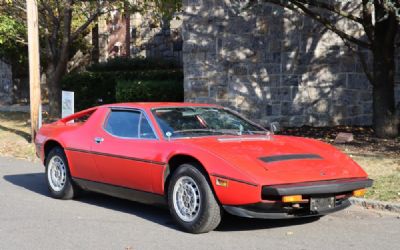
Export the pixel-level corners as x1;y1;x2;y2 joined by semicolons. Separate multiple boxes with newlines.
172;176;201;222
47;155;67;192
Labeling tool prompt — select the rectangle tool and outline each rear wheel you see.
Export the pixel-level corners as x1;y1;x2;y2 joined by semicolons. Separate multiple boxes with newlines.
45;147;78;199
168;163;222;233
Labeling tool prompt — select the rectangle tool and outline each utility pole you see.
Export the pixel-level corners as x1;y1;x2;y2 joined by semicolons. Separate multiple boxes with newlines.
26;0;42;142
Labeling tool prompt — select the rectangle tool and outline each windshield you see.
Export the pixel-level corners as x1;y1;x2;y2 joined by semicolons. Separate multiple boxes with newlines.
152;107;267;138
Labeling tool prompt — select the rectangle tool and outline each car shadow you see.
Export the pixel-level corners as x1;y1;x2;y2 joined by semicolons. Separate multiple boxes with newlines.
217;213;320;232
3;172;178;231
4;172;320;232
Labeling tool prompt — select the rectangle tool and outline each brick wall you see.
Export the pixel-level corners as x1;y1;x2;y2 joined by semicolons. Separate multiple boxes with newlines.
182;0;400;127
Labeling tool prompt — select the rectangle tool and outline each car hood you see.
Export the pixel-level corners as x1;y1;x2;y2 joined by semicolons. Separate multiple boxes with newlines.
178;135;368;185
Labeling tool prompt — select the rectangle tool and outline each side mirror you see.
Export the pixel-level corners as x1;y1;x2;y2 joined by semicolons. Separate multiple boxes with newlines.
269;122;280;134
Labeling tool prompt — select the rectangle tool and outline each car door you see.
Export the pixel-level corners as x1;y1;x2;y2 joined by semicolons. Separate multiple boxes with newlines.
91;108;161;193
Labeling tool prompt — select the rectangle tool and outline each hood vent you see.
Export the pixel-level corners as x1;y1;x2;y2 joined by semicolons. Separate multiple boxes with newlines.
260;154;323;163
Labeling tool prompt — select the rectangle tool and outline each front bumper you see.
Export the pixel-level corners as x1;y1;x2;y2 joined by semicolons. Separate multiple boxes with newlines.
224;198;351;219
224;178;373;219
262;178;373;197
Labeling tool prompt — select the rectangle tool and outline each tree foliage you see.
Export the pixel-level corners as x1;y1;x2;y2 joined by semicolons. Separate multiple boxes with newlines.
0;0;181;117
0;11;27;69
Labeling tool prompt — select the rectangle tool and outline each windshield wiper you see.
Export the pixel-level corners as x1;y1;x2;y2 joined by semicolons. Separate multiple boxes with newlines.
170;129;268;137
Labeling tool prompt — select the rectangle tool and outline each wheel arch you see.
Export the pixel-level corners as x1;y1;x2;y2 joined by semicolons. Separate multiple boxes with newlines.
43;139;64;164
164;154;216;200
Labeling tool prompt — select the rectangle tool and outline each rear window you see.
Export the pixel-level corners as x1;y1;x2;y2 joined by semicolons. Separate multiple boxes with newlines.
74;111;95;123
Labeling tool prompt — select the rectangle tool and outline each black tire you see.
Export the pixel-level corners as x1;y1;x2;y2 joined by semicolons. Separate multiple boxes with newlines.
45;147;78;199
167;163;222;234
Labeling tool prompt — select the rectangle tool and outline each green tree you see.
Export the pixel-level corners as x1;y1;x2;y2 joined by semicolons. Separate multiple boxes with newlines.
0;0;136;116
249;0;400;138
146;0;182;28
0;13;28;86
1;0;182;117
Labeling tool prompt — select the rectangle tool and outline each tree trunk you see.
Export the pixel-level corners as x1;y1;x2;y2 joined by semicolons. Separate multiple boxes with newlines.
46;48;69;118
372;10;399;138
46;1;73;118
372;61;398;138
91;22;100;63
47;68;63;118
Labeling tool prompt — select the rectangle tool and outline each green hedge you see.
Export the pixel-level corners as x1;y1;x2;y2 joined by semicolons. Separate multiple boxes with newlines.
61;68;183;111
87;57;180;72
116;80;183;103
61;72;116;111
105;69;183;81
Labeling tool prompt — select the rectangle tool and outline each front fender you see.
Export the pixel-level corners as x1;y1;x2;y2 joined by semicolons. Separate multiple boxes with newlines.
162;142;262;205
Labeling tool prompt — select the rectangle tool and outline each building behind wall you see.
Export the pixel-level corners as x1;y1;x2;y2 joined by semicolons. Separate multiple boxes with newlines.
181;0;400;127
97;9;183;65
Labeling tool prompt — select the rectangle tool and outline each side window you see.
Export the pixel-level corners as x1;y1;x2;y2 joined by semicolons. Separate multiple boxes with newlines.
105;110;140;138
139;114;157;139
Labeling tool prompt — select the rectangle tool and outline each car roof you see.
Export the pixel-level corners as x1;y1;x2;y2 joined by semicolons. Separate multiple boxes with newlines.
100;102;223;109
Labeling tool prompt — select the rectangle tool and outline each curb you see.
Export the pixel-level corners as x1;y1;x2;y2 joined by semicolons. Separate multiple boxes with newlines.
350;197;400;214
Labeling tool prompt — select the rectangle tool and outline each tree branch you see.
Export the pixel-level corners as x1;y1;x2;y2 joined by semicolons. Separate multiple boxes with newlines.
385;11;398;45
280;0;371;49
38;0;59;27
70;4;120;41
361;0;374;43
294;0;364;24
71;10;101;41
260;0;371;48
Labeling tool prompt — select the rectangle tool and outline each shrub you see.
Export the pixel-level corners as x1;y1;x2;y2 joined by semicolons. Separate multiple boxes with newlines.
116;79;183;103
87;57;180;72
61;69;184;111
107;69;183;81
62;57;184;111
61;72;116;111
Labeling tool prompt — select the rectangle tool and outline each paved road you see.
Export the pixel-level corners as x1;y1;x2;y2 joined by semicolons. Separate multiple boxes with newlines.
1;157;399;250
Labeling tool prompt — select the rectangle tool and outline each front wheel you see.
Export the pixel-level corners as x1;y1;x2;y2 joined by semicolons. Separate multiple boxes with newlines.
45;147;78;199
168;163;222;233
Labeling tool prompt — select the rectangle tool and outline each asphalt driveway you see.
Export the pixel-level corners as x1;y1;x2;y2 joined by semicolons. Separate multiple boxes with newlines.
0;157;399;250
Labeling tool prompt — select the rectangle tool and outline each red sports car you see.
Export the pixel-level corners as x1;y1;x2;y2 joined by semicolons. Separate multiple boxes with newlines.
35;102;372;233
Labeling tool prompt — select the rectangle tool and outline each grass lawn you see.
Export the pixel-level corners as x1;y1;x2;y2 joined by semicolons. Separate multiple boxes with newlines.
350;153;400;202
0;111;399;202
0;112;36;161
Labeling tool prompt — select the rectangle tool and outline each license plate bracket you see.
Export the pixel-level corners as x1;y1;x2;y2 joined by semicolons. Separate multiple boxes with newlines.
310;197;335;212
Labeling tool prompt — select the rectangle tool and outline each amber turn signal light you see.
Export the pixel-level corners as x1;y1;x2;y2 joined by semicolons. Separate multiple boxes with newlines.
353;188;366;197
216;178;228;187
282;195;303;203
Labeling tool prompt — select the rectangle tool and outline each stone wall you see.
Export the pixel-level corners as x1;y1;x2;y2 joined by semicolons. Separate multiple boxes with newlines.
130;12;183;65
0;59;12;105
182;0;400;127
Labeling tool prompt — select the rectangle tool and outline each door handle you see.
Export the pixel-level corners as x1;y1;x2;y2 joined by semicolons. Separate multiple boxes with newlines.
94;137;104;144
